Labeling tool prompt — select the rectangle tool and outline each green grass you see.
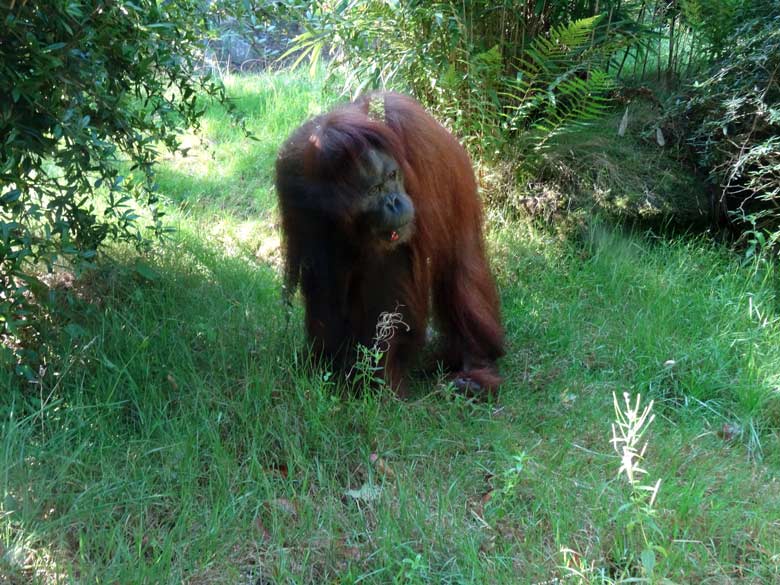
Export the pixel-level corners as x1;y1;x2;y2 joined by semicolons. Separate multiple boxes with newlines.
3;70;780;583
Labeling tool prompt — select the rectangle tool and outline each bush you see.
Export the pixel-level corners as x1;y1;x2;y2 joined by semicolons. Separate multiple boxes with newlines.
665;1;780;243
0;0;245;377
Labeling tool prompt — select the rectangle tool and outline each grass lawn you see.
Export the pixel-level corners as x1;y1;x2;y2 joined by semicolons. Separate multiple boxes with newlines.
2;71;780;584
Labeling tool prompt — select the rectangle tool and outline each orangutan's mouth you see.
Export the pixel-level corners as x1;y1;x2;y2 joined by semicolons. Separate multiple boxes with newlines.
384;221;413;245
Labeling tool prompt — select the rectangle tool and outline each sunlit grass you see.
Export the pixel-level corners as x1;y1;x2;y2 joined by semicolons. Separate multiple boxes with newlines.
2;69;780;583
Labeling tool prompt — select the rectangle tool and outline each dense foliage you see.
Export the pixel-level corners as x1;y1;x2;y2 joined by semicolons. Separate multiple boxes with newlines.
283;0;778;235
0;0;243;375
666;1;780;244
287;1;636;156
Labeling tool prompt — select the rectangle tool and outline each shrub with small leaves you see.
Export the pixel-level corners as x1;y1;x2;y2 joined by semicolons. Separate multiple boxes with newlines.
0;0;246;376
665;1;780;244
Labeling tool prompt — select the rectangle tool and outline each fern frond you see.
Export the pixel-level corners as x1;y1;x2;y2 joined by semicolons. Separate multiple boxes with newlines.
532;69;614;149
500;15;614;147
526;15;603;75
503;15;609;133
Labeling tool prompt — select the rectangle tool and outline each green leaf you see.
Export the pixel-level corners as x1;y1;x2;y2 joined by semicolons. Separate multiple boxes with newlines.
133;261;159;282
1;189;21;204
641;548;656;575
64;323;87;339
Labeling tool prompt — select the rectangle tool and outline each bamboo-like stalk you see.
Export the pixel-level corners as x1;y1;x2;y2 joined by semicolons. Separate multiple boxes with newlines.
641;0;662;81
603;1;616;73
618;0;647;79
656;3;663;82
666;10;676;84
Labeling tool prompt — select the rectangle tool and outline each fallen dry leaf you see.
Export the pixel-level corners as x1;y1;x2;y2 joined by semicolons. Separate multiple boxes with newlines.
255;517;271;541
266;462;288;479
265;498;297;518
369;453;395;479
337;539;362;561
718;422;742;441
